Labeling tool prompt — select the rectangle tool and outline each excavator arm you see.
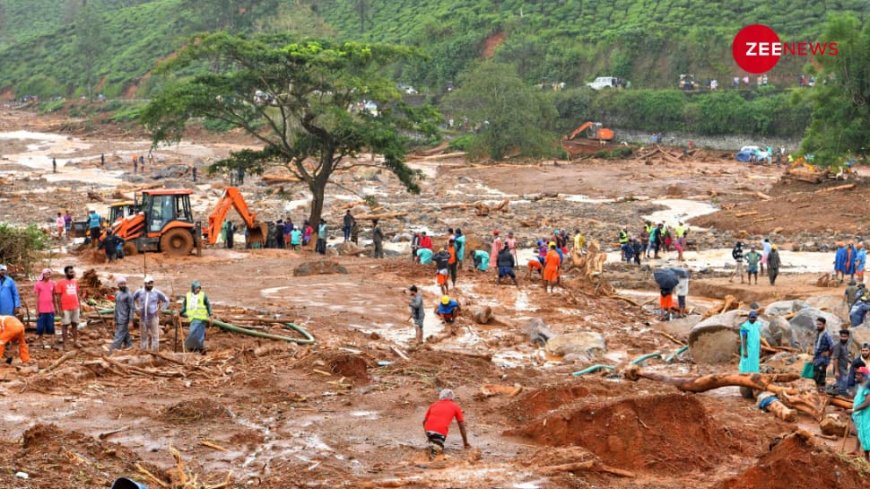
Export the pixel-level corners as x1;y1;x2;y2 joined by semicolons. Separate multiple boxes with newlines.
205;187;264;245
566;121;593;141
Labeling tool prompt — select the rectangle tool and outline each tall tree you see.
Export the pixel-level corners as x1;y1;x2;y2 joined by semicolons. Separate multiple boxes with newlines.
801;14;870;164
141;33;437;227
445;61;558;160
74;0;107;98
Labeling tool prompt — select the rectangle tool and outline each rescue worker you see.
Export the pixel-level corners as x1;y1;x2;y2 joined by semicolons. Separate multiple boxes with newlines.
181;281;212;353
0;315;30;364
435;296;461;323
422;388;470;459
618;227;629;260
110;277;134;352
0;264;21;316
543;242;561;294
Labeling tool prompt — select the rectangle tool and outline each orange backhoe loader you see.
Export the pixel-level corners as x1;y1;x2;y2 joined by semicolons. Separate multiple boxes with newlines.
112;187;266;256
204;187;267;246
112;189;201;256
564;121;615;142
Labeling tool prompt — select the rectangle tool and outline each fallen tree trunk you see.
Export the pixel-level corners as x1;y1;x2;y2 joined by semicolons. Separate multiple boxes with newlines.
540;460;635;478
354;212;407;220
814;183;855;194
624;366;798;393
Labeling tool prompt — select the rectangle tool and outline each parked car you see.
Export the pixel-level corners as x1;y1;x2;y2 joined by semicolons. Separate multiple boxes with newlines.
586;76;627;90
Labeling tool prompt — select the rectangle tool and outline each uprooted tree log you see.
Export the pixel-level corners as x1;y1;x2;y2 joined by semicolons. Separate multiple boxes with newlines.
441;199;509;216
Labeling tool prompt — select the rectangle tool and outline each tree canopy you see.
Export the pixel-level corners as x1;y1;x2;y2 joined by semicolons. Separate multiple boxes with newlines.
141;32;438;226
800;14;870;164
444;61;558;160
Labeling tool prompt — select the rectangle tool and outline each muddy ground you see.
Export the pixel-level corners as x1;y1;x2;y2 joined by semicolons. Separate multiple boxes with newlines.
1;108;869;488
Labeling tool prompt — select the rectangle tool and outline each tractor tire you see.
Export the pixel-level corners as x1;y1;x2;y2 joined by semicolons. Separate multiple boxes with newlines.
160;228;194;256
122;242;138;257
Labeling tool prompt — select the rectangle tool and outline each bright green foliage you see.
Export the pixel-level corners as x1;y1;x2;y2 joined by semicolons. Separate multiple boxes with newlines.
1;0;868;97
801;14;870;165
141;33;438;225
0;223;48;274
444;61;558;160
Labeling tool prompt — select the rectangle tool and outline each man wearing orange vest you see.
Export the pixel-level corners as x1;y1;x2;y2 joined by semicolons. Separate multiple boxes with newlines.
0;316;30;364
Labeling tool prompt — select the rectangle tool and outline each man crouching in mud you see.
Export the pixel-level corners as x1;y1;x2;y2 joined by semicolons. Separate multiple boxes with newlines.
423;388;470;459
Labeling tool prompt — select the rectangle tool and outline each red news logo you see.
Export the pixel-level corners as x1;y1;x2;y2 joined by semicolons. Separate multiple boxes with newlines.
732;24;839;74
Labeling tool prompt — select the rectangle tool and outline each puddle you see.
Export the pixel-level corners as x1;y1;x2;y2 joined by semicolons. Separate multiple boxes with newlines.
644;198;718;226
614;248;836;273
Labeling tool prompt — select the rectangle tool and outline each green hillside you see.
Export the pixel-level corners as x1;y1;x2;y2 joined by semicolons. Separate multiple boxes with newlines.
0;0;867;97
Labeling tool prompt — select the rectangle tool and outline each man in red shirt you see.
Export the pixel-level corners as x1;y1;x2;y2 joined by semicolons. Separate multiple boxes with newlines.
423;388;470;458
420;231;433;251
54;265;81;349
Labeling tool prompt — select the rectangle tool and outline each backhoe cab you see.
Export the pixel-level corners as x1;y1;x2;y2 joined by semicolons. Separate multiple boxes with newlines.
113;189;201;256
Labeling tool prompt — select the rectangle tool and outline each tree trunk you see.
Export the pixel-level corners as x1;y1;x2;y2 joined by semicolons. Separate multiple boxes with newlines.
307;150;334;228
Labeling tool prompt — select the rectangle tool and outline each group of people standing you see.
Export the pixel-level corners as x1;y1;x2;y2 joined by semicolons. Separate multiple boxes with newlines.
835;241;867;283
730;239;781;285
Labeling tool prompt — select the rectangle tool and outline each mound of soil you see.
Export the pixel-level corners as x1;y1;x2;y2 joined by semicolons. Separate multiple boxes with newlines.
716;431;869;489
327;353;370;384
293;260;348;277
504;385;591;422
161;398;231;424
508;394;729;474
0;424;139;488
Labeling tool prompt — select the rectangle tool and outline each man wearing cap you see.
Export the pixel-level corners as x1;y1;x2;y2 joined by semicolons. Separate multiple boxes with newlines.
422;388;470;458
813;317;834;392
53;265;80;349
848;343;870;394
850;367;870;460
489;231;502;269
110;277;135;352
739;311;762;375
435;295;461;324
0;315;30;364
132;276;170;352
0;265;20;317
181;281;212;352
407;285;425;344
33;269;56;347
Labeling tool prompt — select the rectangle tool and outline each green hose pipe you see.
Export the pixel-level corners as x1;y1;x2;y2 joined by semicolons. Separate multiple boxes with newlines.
630;352;662;366
209;318;315;345
665;345;689;363
571;364;616;377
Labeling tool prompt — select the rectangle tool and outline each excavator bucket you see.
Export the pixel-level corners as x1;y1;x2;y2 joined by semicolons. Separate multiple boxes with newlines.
246;221;268;246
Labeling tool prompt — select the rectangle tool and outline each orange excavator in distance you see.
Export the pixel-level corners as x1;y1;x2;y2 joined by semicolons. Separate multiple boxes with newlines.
561;121;615;158
112;187;265;256
564;121;614;142
203;187;267;246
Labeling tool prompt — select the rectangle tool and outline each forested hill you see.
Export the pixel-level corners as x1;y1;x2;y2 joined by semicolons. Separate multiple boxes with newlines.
0;0;868;98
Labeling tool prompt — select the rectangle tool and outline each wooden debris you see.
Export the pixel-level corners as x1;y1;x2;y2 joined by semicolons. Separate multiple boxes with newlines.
756;192;772;200
98;425;130;440
261;174;301;184
703;295;737;318
200;440;228;452
41;350;78;374
354;212;407;220
480;383;523;397
814;183;855;194
390;346;410;361
540;460;636;478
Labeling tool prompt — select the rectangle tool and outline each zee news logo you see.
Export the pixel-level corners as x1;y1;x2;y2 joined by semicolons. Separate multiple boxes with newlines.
732;24;839;74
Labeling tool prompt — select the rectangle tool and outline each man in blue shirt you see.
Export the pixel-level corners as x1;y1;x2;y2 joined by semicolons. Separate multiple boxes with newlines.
435;296;461;324
316;219;328;255
87;210;102;247
813;317;834;393
0;265;21;316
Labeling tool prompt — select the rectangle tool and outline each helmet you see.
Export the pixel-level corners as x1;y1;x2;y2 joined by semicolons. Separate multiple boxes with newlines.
441;296;450;305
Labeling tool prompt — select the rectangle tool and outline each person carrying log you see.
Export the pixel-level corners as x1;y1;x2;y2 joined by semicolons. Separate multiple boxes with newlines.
422;388;470;459
849;367;870;461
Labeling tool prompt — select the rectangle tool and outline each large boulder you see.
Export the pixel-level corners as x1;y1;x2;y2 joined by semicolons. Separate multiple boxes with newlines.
657;314;703;339
689;310;762;364
544;332;606;361
789;308;842;350
805;295;849;321
151;164;189;180
762;316;796;347
764;300;809;317
336;241;367;256
293;260;348;277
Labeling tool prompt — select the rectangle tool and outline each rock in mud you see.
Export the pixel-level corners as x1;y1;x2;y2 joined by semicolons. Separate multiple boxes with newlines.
151;164;189;180
658;314;702;338
788;308;842;350
544;331;606;360
689;310;757;364
293;260;348;277
805;295;849;320
762;316;795;347
526;318;554;346
336;241;366;255
764;300;809;316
